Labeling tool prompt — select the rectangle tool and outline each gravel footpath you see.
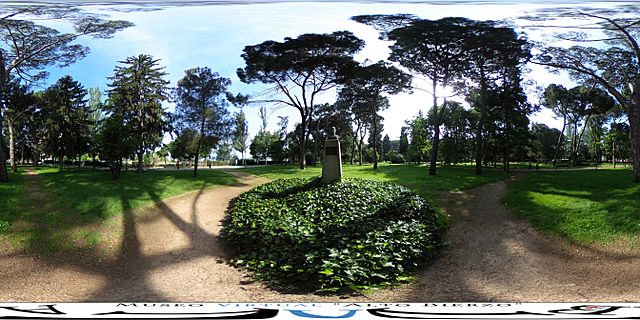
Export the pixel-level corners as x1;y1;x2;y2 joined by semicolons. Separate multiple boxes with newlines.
1;173;639;302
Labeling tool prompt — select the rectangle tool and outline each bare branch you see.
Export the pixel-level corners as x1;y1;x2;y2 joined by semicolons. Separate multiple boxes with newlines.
579;11;640;60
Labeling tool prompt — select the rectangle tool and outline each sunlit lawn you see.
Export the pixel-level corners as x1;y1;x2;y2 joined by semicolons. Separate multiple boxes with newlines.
241;162;508;199
0;166;237;253
0;168;28;233
34;166;237;218
503;169;640;244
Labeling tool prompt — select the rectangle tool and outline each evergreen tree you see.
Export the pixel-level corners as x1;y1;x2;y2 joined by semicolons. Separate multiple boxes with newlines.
41;75;90;171
382;134;391;161
0;7;132;182
232;110;249;166
87;87;105;168
399;127;409;159
173;67;234;177
107;54;171;173
98;113;135;179
2;79;35;172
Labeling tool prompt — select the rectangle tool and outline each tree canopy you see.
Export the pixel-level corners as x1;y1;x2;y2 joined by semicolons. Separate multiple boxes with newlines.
173;67;233;176
530;7;640;180
107;54;171;174
237;31;365;169
0;6;133;182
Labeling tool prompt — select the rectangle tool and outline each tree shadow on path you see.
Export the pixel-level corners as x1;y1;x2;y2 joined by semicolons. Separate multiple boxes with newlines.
0;169;263;301
404;176;640;302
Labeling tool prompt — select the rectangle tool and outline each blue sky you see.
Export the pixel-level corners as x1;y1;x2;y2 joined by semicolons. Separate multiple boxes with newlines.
35;1;612;143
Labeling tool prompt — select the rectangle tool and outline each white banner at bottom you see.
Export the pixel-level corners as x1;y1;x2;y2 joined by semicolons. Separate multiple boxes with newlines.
1;303;640;319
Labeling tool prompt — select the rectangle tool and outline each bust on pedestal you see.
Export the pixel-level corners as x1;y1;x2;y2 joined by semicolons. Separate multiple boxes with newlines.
321;127;342;184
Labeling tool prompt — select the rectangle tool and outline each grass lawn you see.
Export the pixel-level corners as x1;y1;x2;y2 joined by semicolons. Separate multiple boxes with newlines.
1;166;237;253
241;163;508;199
503;169;640;244
0;168;28;233
34;166;237;218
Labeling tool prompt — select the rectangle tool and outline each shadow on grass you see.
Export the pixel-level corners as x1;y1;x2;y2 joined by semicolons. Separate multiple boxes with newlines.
2;166;242;301
503;169;640;245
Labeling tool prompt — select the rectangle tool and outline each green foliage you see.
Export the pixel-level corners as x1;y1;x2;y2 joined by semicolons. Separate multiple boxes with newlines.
0;7;131;182
407;112;431;164
107;54;171;172
387;152;405;164
97;113;135;179
232;111;249;165
604;122;632;163
173;67;234;175
382;134;392;160
531;123;562;162
504;170;640;243
237;31;365;169
399;127;409;156
215;143;233;162
168;129;214;162
250;131;280;163
438;101;474;165
221;177;446;293
41;75;91;169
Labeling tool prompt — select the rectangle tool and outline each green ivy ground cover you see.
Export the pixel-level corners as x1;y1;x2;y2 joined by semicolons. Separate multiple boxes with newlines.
221;177;448;294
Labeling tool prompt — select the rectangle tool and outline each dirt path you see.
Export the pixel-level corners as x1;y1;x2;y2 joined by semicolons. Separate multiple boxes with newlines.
2;172;640;301
367;177;640;302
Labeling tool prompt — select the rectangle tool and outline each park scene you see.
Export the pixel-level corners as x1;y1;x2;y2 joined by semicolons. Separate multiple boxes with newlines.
1;0;640;302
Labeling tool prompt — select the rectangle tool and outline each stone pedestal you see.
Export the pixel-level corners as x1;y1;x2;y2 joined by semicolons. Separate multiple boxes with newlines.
321;130;342;184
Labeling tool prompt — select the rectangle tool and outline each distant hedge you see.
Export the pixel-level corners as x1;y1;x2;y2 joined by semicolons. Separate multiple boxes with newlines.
221;177;447;293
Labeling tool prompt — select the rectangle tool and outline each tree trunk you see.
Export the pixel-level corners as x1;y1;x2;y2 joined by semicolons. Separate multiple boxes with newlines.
299;115;307;170
0;129;7;182
313;120;320;166
429;80;439;176
0;54;8;183
504;116;510;174
571;121;578;167
372;112;379;170
358;126;365;166
553;116;567;166
613;140;617;168
194;117;205;178
111;158;122;180
475;72;487;175
475;106;485;175
137;150;144;173
576;115;591;166
350;130;357;165
8;119;16;173
627;95;640;182
504;143;511;174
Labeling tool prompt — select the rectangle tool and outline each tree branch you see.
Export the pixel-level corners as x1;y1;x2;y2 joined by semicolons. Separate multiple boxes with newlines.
579;12;640;60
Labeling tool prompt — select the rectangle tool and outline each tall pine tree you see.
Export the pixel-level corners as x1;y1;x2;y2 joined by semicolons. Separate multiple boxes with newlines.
107;54;170;173
173;67;233;177
42;75;90;171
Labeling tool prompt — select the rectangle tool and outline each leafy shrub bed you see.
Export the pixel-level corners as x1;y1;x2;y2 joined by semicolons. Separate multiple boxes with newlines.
221;177;447;293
